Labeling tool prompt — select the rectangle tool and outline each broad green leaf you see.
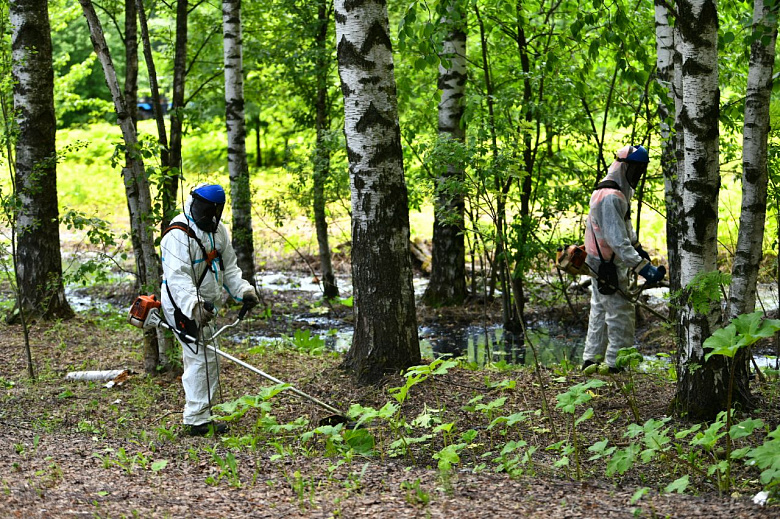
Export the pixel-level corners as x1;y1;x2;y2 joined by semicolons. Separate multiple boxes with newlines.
151;459;168;472
664;475;690;494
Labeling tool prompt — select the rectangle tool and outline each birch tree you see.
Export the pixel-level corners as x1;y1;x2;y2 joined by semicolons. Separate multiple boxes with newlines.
79;0;163;373
655;0;681;306
422;0;467;307
728;0;777;319
10;0;72;320
335;0;420;383
674;0;727;418
724;0;778;405
222;0;255;284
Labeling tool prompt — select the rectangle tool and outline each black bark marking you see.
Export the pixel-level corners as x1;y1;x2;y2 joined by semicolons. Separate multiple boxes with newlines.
359;76;381;85
355;102;394;133
368;136;402;167
334;10;346;24
337;36;375;71
360;21;393;54
346;145;363;163
340;80;354;97
353;174;365;192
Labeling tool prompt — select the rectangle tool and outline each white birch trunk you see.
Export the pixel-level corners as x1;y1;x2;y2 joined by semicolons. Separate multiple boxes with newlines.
655;1;681;300
335;0;420;382
424;1;467;306
728;0;777;318
675;0;725;418
222;0;255;283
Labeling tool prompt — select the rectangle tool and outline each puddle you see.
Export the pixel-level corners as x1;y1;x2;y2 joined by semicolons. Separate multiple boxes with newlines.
65;285;120;313
234;321;587;368
256;271;350;295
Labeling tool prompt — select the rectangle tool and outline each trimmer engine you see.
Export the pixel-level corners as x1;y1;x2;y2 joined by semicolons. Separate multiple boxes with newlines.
127;294;163;329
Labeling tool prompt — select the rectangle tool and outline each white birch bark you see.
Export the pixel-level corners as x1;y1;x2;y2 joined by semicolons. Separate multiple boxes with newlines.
676;0;724;417
728;0;777;318
424;1;467;306
222;0;255;283
655;1;681;300
335;0;420;382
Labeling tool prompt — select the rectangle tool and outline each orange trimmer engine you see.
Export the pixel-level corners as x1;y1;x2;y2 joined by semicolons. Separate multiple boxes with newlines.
556;244;589;276
128;294;162;328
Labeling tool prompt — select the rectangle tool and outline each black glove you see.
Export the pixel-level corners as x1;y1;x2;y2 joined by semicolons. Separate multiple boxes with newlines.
242;287;260;308
635;243;651;262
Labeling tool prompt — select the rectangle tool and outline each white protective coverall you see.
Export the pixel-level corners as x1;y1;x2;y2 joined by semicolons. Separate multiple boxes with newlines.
161;194;253;426
582;146;650;368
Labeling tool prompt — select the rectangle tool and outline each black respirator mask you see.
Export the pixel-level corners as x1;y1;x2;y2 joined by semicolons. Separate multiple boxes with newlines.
190;193;224;233
624;162;648;190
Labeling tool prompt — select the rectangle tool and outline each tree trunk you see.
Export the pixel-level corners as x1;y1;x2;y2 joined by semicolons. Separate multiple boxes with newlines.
124;0;145;295
136;0;171;214
422;0;467;307
313;0;339;300
10;0;73;321
222;0;255;285
656;1;681;322
726;0;777;406
80;0;161;373
513;0;535;326
475;3;516;328
674;0;728;419
728;0;777;319
335;0;420;383
167;0;187;229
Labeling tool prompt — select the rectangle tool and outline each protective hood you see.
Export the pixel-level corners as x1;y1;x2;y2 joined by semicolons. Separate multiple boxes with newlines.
186;184;225;232
600;145;636;200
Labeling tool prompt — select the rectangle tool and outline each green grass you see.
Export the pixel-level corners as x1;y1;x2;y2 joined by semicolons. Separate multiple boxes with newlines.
2;120;762;269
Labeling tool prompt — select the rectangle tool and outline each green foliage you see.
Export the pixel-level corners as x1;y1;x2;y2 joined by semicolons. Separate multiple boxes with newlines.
704;311;780;361
283;329;325;355
746;425;780;496
683;271;731;315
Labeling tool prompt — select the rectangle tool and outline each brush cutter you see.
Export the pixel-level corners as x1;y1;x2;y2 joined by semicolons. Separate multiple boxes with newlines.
128;295;352;426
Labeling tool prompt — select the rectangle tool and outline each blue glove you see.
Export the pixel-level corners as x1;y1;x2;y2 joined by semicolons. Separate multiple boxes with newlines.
635;244;651;262
639;263;666;283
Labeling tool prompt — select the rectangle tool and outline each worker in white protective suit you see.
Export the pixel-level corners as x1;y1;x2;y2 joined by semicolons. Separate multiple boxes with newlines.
160;183;259;436
581;145;665;373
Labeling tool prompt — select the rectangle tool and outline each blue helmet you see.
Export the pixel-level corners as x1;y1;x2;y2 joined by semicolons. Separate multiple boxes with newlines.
625;145;649;164
190;184;225;232
192;184;226;204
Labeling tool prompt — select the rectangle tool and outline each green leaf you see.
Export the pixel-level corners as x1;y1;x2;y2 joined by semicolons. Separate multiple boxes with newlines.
703;325;738;359
664;475;690;494
730;418;764;440
151;459;168;472
575;407;594;426
606;445;638;476
630;487;650;505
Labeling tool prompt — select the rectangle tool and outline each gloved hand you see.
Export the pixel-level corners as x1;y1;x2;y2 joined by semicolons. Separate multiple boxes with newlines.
639;263;666;284
634;243;651;262
193;301;216;325
242;287;260;308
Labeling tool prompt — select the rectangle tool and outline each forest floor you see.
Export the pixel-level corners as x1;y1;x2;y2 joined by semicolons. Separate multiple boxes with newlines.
0;266;778;518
